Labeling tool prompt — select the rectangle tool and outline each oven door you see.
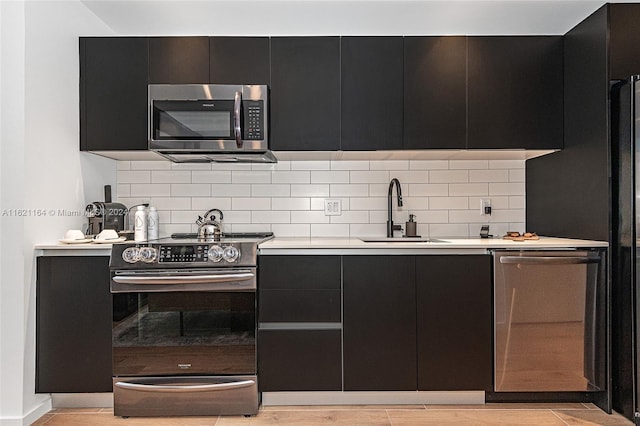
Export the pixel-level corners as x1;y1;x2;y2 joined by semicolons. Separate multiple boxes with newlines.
111;268;256;377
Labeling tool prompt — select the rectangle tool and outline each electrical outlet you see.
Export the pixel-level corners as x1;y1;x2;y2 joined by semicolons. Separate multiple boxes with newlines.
324;199;342;216
480;199;492;216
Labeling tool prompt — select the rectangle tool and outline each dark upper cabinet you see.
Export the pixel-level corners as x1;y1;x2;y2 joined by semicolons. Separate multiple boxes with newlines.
80;37;149;151
210;37;270;84
467;36;563;149
416;255;493;391
36;256;112;393
609;4;640;81
341;37;403;150
270;37;340;151
404;36;467;149
343;256;417;391
148;37;209;84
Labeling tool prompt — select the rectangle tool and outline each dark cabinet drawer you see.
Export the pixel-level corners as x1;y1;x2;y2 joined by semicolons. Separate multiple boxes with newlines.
260;289;340;322
259;255;341;290
258;329;342;391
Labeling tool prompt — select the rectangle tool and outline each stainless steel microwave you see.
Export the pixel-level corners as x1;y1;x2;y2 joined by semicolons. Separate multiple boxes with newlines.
148;84;276;163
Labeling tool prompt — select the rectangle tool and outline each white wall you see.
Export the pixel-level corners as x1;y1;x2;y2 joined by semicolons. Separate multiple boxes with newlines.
118;159;525;239
0;1;116;424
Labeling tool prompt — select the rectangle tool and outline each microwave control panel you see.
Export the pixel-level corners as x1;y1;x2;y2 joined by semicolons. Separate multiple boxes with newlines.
244;100;264;140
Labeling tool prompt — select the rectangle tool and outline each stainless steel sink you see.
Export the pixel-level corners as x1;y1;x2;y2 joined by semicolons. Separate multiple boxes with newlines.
360;238;448;243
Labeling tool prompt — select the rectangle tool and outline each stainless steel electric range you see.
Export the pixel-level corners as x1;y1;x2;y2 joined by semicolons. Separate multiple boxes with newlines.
109;232;272;417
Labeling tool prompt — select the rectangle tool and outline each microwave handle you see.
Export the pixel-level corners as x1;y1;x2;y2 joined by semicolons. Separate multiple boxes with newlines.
234;91;242;149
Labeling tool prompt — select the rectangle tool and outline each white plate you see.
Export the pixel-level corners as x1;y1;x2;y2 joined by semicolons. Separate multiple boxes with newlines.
92;237;127;244
59;238;93;244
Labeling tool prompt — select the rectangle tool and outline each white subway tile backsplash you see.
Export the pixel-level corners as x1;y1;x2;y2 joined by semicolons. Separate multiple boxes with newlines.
311;223;350;237
212;184;251;197
272;198;311;211
408;184;449;197
331;161;369;170
252;210;291;224
449;183;488;196
291;210;330;224
130;184;170;197
251;184;291;197
131;161;171;171
350;171;389;184
192;171;233;184
371;160;409;170
118;159;527;238
190;197;232;211
291;161;331;171
272;224;311;237
409;160;448;170
430;170;468;184
171;184;211;197
271;171;311;184
489;182;525;196
449;160;488;170
469;169;509;183
330;184;369;197
119;171;151;184
152;170;191;184
232;170;271;184
232;198;271;211
290;184;330;197
311;171;350;184
429;197;468;210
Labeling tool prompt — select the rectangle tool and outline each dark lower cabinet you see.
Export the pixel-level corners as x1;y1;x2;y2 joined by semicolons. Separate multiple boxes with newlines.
258;329;342;391
416;255;493;391
36;256;112;393
343;256;417;391
258;255;342;392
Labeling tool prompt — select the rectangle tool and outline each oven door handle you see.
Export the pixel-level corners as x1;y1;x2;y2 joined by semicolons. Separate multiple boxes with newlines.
114;379;255;393
112;272;254;285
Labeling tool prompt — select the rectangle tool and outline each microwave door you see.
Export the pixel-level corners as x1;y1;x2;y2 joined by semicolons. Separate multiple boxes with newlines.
153;100;234;141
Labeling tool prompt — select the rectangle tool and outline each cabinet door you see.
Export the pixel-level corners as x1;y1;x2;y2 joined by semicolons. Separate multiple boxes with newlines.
416;255;492;391
467;36;563;149
270;37;340;151
80;37;148;151
210;37;270;84
258;329;342;391
404;36;467;149
341;37;403;150
343;256;416;391
149;36;209;84
36;256;112;393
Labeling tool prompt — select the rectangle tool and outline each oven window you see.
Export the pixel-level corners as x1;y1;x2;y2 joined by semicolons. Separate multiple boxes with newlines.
112;291;255;376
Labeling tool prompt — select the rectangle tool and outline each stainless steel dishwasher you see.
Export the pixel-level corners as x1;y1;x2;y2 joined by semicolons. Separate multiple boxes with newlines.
493;250;607;393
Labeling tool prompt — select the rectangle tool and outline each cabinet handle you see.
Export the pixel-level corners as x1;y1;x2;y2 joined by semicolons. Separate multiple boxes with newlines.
499;256;600;265
114;379;255;393
234;91;242;149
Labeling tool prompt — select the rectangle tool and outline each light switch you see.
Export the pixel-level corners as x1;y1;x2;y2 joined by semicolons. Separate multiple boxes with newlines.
324;199;342;216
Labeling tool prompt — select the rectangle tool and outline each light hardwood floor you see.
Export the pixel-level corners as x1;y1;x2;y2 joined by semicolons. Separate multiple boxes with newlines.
32;403;633;425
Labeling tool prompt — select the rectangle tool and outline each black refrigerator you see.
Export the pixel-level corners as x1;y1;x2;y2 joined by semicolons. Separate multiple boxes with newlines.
611;75;640;423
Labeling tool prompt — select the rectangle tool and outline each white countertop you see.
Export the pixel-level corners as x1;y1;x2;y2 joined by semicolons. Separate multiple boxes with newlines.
34;236;608;256
258;236;608;255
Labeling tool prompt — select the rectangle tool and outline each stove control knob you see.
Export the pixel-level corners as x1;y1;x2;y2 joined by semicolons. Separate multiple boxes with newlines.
122;247;140;263
139;246;157;263
223;245;240;263
208;245;224;262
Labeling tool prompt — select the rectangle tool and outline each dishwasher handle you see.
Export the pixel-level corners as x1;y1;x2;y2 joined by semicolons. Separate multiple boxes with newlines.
499;256;601;265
